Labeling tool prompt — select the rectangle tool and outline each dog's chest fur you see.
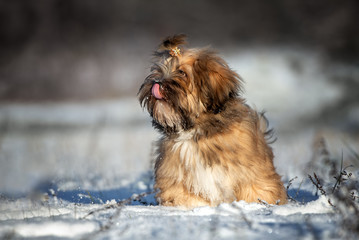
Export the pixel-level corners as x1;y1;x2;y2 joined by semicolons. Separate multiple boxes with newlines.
168;130;235;204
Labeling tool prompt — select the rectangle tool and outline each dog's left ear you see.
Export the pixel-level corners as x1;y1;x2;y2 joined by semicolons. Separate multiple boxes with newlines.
193;50;242;112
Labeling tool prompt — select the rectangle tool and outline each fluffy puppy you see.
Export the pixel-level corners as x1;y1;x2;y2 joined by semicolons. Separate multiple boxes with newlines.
138;34;287;208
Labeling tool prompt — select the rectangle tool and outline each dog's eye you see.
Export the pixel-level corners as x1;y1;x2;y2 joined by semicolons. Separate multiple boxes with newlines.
178;69;187;77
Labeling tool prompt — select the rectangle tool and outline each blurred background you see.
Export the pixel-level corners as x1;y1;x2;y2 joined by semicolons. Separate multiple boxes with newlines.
0;0;358;200
1;0;358;101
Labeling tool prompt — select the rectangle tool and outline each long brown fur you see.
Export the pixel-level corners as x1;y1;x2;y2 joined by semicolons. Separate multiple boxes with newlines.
138;35;287;208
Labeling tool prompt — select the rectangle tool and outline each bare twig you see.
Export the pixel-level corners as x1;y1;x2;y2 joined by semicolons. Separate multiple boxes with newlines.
308;173;326;196
332;154;354;193
82;190;156;219
257;198;270;207
286;176;298;192
286;176;305;203
308;173;335;207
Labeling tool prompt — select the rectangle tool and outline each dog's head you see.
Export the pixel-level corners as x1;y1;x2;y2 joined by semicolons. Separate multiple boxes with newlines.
138;34;243;133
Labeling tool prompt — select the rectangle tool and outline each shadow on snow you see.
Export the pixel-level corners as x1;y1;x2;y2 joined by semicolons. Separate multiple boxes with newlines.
1;172;318;206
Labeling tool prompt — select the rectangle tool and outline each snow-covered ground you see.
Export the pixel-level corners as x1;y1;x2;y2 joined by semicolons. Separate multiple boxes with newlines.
0;194;337;239
0;48;358;239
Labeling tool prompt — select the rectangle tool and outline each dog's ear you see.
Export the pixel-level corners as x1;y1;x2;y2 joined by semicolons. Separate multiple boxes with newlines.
193;50;242;113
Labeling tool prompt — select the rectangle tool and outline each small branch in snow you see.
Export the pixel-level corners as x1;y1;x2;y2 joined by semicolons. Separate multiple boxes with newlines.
82;190;156;219
332;154;353;194
257;198;270;207
308;172;334;207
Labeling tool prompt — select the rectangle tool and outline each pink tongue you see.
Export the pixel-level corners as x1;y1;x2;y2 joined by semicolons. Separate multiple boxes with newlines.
152;83;163;99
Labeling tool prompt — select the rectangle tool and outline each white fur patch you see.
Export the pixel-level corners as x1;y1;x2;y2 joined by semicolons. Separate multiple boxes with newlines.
172;131;234;203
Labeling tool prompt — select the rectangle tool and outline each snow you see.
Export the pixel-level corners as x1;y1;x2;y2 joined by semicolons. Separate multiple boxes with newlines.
273;196;334;216
0;47;358;239
13;222;97;238
0;195;338;239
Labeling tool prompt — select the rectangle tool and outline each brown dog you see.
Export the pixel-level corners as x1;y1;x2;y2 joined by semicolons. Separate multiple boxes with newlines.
138;34;287;208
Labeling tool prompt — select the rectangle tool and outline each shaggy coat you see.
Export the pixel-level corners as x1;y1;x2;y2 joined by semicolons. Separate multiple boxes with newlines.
139;34;287;208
